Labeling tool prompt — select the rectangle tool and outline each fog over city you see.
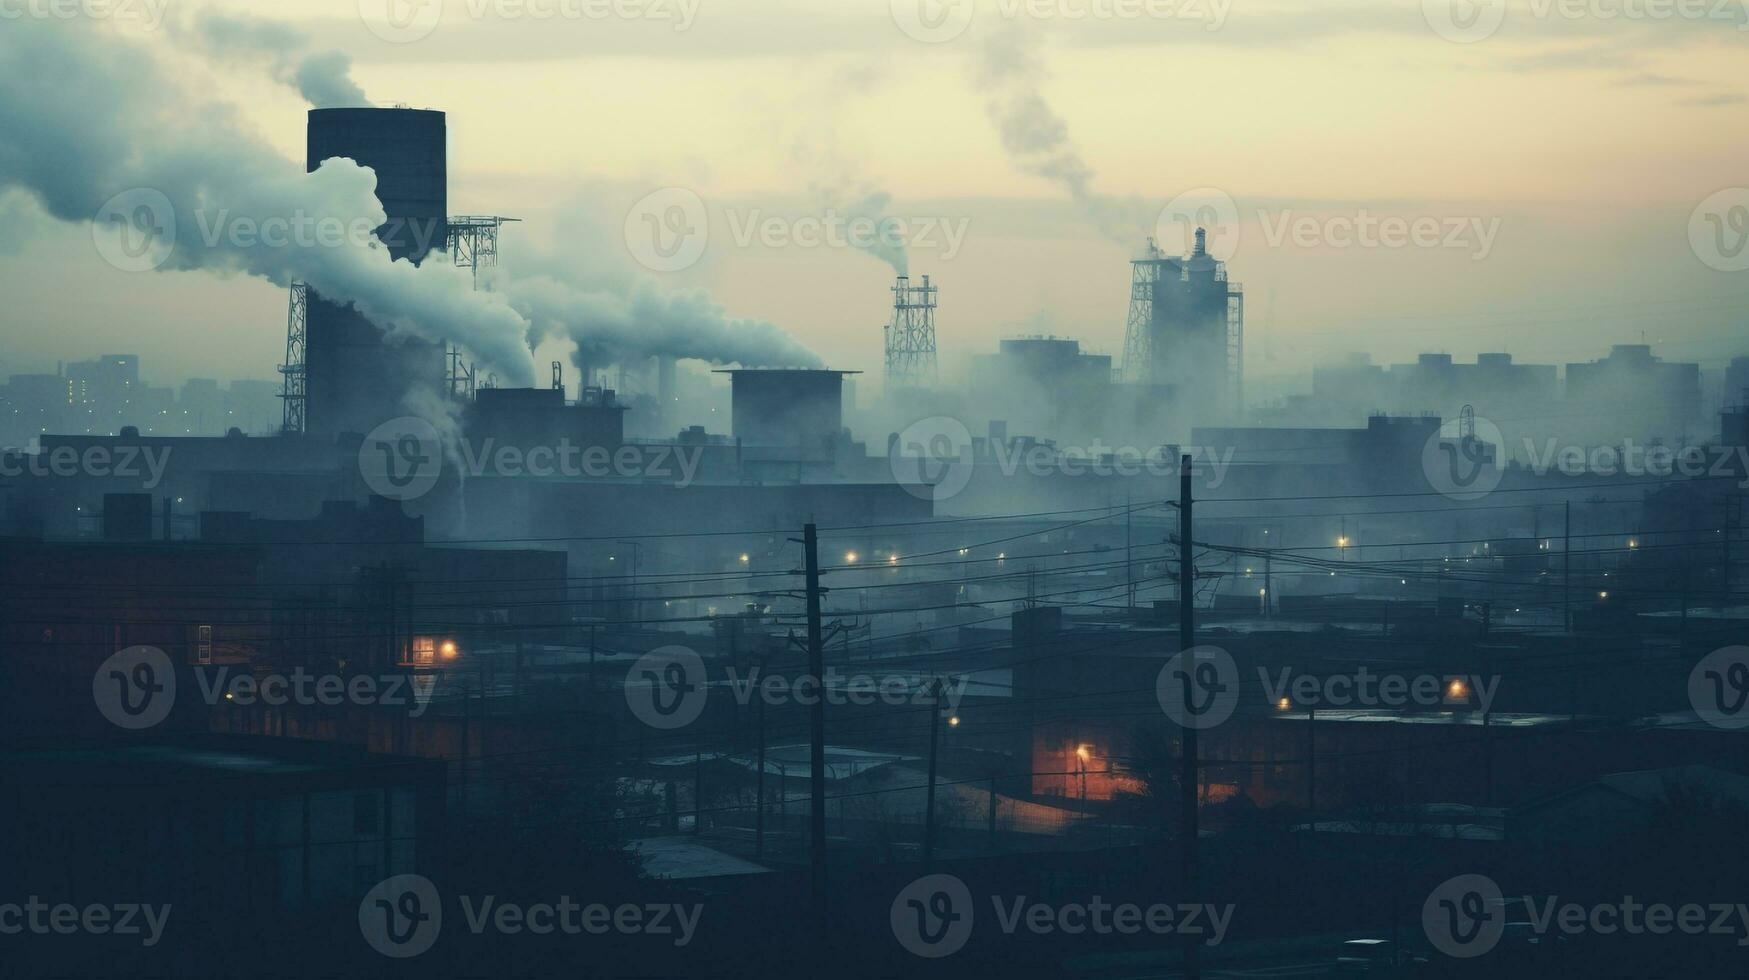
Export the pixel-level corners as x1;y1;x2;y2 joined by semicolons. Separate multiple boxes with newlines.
1;3;1747;979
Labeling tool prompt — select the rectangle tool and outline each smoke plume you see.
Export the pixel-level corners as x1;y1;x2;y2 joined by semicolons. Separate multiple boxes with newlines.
0;24;530;384
513;274;823;373
181;10;374;108
976;27;1133;243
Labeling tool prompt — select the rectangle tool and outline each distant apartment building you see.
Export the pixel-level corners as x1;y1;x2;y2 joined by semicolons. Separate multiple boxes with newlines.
0;356;282;447
1565;344;1703;445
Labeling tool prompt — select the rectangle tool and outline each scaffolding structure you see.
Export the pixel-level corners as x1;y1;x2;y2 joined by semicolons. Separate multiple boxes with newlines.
278;282;307;434
884;274;938;389
445;215;519;288
1120;231;1245;414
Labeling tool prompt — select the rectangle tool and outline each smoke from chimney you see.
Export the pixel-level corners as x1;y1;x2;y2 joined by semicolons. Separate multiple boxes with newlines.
181;11;374;109
975;26;1133;243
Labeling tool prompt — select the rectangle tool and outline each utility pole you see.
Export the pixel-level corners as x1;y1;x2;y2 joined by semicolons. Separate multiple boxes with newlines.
617;540;642;624
1725;495;1735;606
801;523;827;916
1178;455;1200;980
923;677;943;865
755;686;767;859
1263;549;1273;617
1126;492;1135;610
1563;501;1572;633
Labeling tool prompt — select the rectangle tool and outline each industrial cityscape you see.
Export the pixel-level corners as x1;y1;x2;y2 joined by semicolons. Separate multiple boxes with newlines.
3;5;1748;979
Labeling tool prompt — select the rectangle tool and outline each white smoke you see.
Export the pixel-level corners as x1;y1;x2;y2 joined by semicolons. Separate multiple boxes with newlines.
975;27;1134;243
178;10;374;108
0;23;818;392
0;24;532;385
513;274;823;371
792;62;910;277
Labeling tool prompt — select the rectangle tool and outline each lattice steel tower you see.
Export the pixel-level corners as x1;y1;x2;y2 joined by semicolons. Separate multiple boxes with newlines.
1120;229;1244;417
884;274;938;389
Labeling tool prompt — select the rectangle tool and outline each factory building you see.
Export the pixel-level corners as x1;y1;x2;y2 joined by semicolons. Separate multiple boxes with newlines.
302;108;449;438
718;369;856;461
1121;229;1243;426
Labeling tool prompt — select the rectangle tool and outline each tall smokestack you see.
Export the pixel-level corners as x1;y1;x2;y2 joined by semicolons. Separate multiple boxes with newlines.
304;107;449;436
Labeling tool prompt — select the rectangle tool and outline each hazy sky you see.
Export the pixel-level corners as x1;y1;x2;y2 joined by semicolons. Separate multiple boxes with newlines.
2;0;1746;394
